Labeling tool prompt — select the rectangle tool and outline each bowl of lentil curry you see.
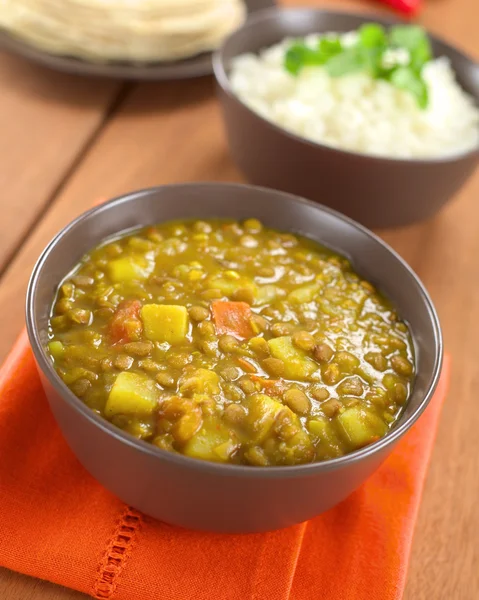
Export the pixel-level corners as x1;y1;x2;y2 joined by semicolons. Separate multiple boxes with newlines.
26;183;442;532
48;219;415;464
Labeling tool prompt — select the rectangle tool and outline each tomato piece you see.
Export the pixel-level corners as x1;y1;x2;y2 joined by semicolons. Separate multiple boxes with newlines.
109;299;143;344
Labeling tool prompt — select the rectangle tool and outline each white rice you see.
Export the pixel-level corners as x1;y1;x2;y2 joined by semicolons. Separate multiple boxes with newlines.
229;35;479;159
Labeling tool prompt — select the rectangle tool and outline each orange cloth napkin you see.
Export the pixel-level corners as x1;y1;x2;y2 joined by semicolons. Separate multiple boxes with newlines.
0;330;450;600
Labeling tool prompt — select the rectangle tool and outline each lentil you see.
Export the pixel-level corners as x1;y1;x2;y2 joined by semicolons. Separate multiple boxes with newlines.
189;305;210;322
313;343;334;363
271;322;295;337
218;334;240;354
391;355;413;377
123;341;154;357
321;398;342;418
262;357;285;377
310;386;330;401
337;376;364;397
221;366;241;381
232;287;256;305
283;388;311;415
224;403;247;425
238;377;257;395
365;351;388;371
292;330;316;352
113;355;134;370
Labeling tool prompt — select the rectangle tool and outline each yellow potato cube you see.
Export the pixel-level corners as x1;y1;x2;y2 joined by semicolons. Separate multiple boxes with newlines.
255;285;285;306
107;255;154;283
268;336;317;380
105;372;158;417
206;273;257;300
178;368;220;396
264;429;314;466
247;397;314;465
307;417;342;458
245;394;284;443
140;304;189;344
213;439;239;462
172;408;203;445
288;284;319;304
338;407;388;449
184;418;233;462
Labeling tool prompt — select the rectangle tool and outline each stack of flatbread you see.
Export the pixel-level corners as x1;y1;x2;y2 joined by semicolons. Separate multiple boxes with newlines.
0;0;246;63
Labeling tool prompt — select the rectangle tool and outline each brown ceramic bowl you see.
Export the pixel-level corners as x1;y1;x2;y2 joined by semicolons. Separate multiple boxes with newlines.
26;183;442;533
213;8;479;228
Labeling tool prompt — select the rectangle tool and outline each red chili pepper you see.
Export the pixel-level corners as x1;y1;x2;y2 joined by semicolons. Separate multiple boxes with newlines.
380;0;421;16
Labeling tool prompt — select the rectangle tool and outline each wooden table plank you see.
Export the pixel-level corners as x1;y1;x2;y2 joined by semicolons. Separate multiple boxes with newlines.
0;570;85;600
0;52;122;273
0;0;478;598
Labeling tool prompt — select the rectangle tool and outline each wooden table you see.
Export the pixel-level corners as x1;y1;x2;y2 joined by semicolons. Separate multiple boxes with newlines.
0;0;478;598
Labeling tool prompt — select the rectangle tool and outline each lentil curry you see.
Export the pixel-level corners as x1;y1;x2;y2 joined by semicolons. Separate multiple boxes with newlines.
48;218;415;466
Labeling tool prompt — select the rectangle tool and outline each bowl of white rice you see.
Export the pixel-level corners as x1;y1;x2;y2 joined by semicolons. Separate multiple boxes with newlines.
213;8;479;228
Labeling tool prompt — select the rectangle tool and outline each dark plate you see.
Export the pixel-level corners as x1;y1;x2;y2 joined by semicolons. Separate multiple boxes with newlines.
0;0;275;80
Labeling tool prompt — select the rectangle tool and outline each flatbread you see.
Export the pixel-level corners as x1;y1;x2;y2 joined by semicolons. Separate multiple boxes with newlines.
0;0;246;63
